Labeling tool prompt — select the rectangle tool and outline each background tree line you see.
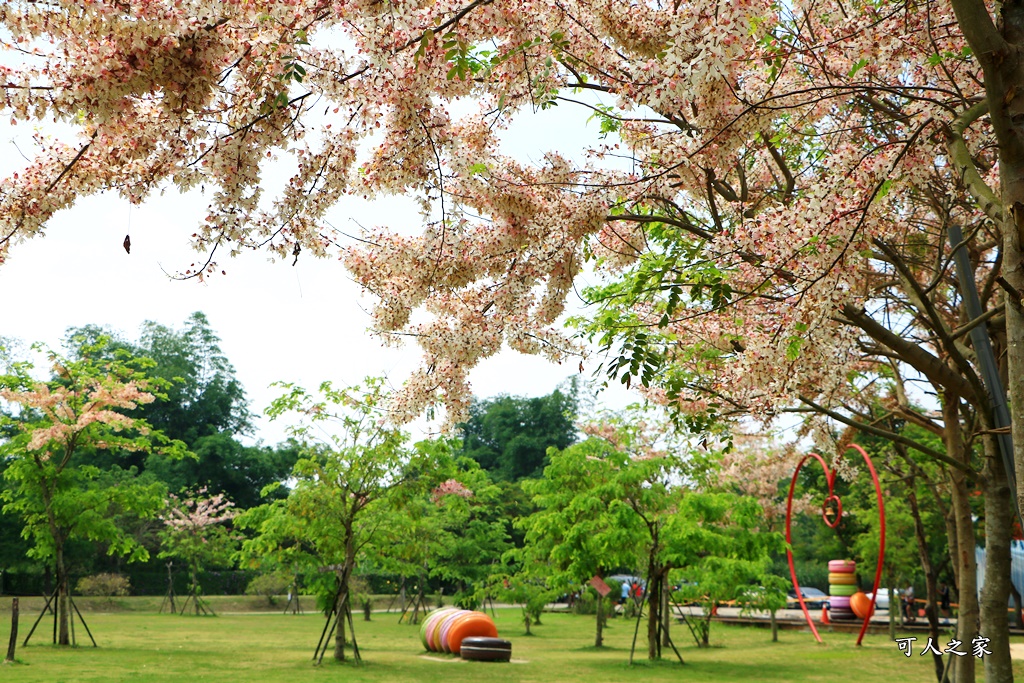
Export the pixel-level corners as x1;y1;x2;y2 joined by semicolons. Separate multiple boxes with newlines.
0;312;964;666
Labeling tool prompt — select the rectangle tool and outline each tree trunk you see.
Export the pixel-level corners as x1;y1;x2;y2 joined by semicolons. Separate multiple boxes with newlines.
54;544;70;646
595;593;604;647
1003;148;1024;606
647;573;661;660
948;0;1024;597
907;479;945;683
981;439;1014;683
5;597;18;662
190;563;200;616
944;394;977;683
945;507;961;596
334;559;355;662
41;482;68;644
770;610;778;643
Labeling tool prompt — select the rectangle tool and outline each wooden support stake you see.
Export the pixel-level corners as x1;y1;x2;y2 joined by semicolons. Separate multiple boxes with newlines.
70;597;97;647
345;600;362;663
5;598;18;663
628;589;646;665
22;589;56;646
69;594;77;647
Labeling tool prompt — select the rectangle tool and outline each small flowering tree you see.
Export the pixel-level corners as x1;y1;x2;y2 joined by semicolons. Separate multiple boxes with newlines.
526;413;781;661
353;440;472;624
0;338;184;645
159;489;238;616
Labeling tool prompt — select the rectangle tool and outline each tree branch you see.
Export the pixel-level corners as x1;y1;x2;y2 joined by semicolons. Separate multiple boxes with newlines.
947;0;1006;64
797;395;970;472
945;100;1003;222
838;303;979;403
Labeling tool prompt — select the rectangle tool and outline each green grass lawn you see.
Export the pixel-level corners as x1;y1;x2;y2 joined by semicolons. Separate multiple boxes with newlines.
0;606;1017;682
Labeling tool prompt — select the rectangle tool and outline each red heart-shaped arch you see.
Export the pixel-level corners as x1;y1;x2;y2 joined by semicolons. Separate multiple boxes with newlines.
784;444;885;646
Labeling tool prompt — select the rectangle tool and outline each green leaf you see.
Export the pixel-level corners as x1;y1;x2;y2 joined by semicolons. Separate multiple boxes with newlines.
848;58;869;77
785;336;804;361
876;178;893;199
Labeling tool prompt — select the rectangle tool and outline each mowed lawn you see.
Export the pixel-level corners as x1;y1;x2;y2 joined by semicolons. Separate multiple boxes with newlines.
0;605;1016;683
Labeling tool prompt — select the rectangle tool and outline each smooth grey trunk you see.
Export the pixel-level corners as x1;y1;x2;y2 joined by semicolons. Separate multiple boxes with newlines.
981;438;1014;683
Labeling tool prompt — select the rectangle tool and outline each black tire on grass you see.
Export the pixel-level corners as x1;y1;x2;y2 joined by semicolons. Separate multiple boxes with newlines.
460;637;512;662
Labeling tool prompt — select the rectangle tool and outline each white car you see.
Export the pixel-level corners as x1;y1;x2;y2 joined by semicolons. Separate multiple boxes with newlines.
865;589;892;609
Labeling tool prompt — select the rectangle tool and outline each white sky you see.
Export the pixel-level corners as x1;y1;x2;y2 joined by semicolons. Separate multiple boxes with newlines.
0;97;637;445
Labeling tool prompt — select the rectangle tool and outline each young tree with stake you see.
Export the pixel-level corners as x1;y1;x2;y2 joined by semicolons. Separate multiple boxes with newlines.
0;338;185;645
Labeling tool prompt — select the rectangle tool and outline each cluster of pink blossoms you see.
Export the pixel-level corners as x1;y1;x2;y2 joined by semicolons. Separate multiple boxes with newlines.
430;478;474;504
161;488;237;531
0;0;994;429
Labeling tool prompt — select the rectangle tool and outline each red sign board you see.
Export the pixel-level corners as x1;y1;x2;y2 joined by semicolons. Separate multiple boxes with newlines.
589;575;612;597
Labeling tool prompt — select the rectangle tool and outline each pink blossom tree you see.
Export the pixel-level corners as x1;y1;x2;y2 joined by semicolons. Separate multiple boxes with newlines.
0;337;187;645
159;488;238;616
717;433;814;533
1;6;1021;677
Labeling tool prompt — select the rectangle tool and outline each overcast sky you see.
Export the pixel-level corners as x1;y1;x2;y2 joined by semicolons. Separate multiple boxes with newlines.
0;97;637;445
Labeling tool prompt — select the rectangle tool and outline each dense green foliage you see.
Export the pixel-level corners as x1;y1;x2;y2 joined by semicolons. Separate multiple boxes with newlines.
458;384;579;481
64;314;297;507
0;314;957;674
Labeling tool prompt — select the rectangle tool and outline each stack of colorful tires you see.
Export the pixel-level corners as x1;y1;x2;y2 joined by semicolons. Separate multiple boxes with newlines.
419;608;501;655
828;559;858;621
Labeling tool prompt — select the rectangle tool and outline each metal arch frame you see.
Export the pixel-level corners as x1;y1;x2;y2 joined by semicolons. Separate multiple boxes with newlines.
784;443;886;646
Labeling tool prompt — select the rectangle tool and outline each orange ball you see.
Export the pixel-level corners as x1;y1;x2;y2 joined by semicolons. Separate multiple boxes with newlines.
849;591;874;619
